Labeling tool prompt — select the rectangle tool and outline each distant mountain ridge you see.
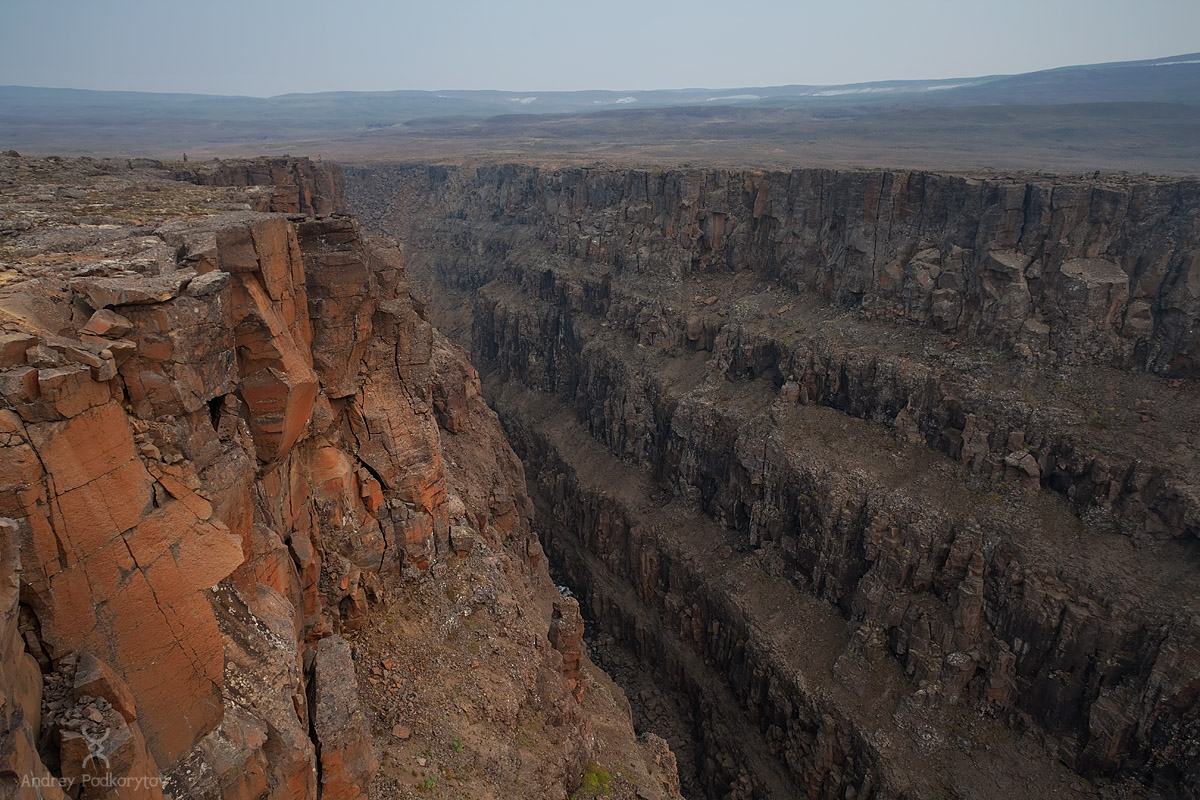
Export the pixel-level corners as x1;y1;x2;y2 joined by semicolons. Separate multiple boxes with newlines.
4;51;1197;119
1;52;1197;173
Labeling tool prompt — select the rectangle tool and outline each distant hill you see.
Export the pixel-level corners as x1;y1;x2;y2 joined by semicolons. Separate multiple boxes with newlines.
2;53;1198;173
920;54;1200;107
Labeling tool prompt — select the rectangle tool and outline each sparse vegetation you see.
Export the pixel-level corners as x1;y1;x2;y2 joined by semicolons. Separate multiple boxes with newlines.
570;762;613;800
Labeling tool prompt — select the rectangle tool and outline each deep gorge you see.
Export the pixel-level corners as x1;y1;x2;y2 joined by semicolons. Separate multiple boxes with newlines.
2;154;1196;800
347;163;1200;800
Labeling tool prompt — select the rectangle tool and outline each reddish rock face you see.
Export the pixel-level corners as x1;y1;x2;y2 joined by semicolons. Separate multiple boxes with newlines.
224;217;319;462
1;391;240;764
0;159;409;796
1;519;68;800
0;156;681;800
549;597;586;702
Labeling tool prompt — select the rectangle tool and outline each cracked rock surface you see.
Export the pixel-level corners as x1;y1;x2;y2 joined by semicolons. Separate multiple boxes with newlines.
0;154;681;800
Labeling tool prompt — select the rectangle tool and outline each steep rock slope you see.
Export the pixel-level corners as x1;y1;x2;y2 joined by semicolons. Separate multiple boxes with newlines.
0;155;680;800
348;163;1200;799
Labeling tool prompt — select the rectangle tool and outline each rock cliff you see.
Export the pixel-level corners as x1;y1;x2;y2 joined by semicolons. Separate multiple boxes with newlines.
347;163;1200;799
0;155;681;800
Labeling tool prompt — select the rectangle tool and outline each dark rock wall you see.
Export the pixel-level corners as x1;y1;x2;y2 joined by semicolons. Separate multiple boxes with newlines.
502;411;891;800
347;162;1200;799
352;164;1200;376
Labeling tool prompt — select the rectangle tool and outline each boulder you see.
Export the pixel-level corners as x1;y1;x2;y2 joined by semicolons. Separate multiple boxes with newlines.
310;635;376;800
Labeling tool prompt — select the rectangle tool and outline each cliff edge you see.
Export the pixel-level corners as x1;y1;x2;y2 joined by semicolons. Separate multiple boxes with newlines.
0;154;681;800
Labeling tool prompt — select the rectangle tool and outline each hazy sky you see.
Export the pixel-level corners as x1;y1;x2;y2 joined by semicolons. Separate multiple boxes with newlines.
1;0;1197;96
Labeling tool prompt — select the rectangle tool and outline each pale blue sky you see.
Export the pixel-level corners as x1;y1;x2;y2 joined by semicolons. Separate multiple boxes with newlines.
1;0;1197;96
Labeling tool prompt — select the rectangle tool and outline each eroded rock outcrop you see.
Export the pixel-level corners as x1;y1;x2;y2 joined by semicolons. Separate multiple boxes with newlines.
172;157;343;216
311;636;376;800
1;519;66;800
0;155;680;800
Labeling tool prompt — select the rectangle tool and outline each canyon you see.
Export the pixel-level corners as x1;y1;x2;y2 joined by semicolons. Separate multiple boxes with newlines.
0;154;680;800
0;151;1196;800
347;164;1200;799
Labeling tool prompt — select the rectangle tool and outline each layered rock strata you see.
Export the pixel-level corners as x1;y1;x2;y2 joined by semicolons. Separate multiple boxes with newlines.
0;155;680;800
172;157;343;216
347;163;1200;799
